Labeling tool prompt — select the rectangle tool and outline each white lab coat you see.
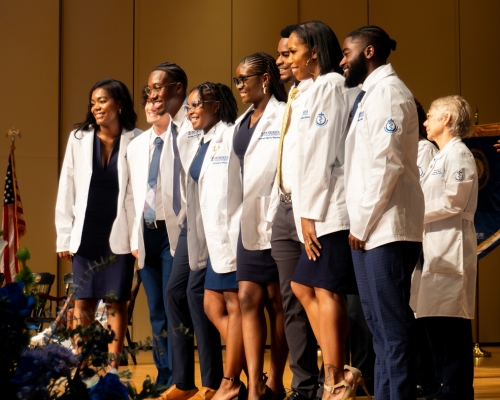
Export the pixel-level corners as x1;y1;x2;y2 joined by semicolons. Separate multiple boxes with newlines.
185;121;242;272
344;64;424;249
228;95;286;250
56;128;138;255
410;137;478;319
417;139;438;179
296;72;359;240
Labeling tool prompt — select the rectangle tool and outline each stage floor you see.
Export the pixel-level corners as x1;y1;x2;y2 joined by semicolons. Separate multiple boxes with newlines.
122;346;500;399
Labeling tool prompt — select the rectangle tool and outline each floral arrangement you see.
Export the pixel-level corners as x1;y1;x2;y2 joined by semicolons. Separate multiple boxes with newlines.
0;248;166;400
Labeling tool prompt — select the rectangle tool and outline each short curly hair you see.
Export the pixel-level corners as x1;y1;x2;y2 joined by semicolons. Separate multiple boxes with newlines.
430;95;472;138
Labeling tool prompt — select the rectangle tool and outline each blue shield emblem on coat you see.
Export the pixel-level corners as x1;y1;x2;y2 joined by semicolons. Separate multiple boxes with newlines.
315;112;328;127
384;118;398;133
454;169;464;182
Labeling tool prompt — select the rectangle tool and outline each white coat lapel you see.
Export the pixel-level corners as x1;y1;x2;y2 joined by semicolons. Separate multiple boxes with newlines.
199;122;225;181
246;96;279;155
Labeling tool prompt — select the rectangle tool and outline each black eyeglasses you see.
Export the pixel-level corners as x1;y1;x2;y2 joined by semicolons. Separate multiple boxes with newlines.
144;82;178;96
184;100;215;113
233;74;262;87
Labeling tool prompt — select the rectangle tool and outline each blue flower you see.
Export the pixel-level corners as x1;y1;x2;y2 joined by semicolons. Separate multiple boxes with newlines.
0;282;35;318
89;373;129;400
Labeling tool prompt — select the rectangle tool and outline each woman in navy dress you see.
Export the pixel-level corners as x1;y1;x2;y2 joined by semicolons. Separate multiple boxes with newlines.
184;82;246;400
56;78;138;369
229;52;288;400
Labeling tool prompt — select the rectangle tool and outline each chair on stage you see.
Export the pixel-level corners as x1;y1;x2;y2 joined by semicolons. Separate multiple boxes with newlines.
29;273;75;346
28;272;56;333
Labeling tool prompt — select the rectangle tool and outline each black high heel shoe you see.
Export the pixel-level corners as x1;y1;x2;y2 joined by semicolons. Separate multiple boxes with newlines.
223;377;248;400
262;386;286;400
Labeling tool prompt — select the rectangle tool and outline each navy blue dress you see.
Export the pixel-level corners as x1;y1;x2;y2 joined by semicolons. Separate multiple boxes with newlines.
233;112;279;283
190;138;238;290
73;132;135;301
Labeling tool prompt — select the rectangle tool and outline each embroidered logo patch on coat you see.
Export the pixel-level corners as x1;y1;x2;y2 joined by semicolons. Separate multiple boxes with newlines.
455;170;464;182
315;112;328;127
384;119;398;133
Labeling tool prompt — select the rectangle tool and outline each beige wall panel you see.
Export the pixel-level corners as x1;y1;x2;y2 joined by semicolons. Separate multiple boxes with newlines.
460;0;500;125
369;0;459;111
299;0;368;44
134;0;232;130
232;0;298;113
0;1;60;289
60;0;134;161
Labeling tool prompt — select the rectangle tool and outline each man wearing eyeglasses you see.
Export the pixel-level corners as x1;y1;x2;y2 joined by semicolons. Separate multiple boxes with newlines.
126;62;222;400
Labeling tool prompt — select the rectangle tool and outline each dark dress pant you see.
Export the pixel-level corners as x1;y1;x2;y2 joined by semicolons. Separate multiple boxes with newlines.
351;241;421;400
423;316;474;399
271;202;320;399
140;223;174;385
166;226;223;389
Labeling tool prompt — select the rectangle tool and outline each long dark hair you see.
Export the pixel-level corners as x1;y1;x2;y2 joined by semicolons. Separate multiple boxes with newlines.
74;78;137;137
190;82;238;125
291;21;343;75
240;52;287;102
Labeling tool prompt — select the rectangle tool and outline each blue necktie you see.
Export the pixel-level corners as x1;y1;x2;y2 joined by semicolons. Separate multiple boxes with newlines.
350;90;366;126
143;136;164;224
171;122;181;216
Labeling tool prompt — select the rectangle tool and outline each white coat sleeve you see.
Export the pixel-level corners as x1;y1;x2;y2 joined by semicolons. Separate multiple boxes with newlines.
417;141;437;177
351;86;412;241
55;135;75;252
125;150;138;251
424;148;475;224
299;82;347;220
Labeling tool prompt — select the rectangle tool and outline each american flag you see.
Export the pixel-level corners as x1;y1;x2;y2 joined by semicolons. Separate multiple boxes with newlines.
0;145;26;283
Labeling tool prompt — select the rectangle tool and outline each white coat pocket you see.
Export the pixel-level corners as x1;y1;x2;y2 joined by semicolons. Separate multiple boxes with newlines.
424;223;463;276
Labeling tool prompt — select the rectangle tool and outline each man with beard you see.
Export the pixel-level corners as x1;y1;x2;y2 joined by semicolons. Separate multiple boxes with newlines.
127;62;223;400
268;24;320;400
340;26;424;400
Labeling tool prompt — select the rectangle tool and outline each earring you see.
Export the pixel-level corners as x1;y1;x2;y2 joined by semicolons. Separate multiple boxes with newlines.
305;58;316;76
119;109;122;114
263;84;267;94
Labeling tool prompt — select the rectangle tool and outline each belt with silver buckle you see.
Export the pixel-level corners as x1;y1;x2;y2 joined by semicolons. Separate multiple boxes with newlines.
279;192;292;204
144;220;166;229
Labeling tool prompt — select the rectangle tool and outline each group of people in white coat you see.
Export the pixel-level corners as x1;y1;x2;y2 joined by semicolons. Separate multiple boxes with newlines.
56;20;478;400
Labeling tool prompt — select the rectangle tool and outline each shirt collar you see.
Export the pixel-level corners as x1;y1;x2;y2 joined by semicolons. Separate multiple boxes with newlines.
361;63;396;92
171;98;188;129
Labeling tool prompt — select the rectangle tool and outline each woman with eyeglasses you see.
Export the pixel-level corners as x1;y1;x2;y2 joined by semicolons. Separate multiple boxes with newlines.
229;52;288;400
182;82;247;400
287;22;362;400
56;78;139;370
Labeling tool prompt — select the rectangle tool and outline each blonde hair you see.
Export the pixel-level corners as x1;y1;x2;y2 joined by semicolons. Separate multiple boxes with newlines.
430;95;472;138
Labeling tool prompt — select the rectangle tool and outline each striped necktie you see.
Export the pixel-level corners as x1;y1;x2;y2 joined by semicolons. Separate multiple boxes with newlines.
276;87;300;192
171;122;181;216
143;136;164;224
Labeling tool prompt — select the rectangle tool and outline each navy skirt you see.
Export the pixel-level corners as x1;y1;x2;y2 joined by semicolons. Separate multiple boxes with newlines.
236;232;279;283
73;251;135;301
292;230;358;294
204;257;238;290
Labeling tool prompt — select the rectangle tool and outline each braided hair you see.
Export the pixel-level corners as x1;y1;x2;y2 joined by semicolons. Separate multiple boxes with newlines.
291;21;343;75
74;78;137;138
240;52;287;103
191;82;238;125
347;25;397;63
153;61;188;95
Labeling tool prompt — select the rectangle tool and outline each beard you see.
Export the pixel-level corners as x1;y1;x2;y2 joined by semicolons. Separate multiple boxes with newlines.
345;52;368;88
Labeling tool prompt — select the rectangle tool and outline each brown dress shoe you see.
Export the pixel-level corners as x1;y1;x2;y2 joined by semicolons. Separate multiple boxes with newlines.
157;384;199;400
188;387;217;400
